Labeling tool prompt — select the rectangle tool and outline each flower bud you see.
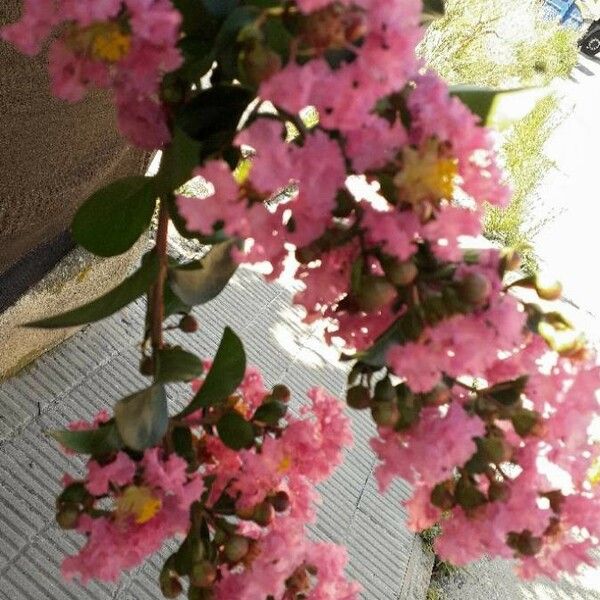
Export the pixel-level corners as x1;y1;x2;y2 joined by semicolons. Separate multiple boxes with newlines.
271;491;290;512
56;506;79;530
295;245;320;264
252;501;274;526
374;378;396;404
384;260;418;287
190;561;217;588
534;274;562;301
370;401;399;428
488;481;510;502
271;384;291;403
160;575;183;598
188;586;215;600
224;535;250;563
431;482;455;510
423;383;451;406
140;356;155;376
355;276;396;312
235;505;255;520
179;315;199;333
346;385;372;410
457;273;491;306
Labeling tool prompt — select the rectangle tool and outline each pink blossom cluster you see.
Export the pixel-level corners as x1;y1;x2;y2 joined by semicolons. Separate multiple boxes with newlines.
2;0;182;148
175;0;600;581
57;366;358;598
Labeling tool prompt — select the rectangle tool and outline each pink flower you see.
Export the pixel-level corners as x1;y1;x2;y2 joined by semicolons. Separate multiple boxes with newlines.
86;452;136;495
362;205;420;262
387;342;442;393
404;485;441;531
177;160;248;237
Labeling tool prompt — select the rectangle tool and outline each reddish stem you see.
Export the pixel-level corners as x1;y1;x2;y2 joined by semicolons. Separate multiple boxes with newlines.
151;199;169;352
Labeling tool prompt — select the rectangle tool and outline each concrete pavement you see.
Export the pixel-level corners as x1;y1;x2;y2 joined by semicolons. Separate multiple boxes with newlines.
0;251;432;599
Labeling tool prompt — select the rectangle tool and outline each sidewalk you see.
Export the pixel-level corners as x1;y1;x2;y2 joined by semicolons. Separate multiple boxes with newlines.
0;255;432;599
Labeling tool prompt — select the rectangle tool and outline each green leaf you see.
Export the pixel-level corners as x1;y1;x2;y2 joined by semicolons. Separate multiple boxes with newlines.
164;281;193;319
114;385;169;451
72;176;157;257
216;411;255;450
202;0;238;19
179;326;246;416
177;84;253;142
488;376;528;406
450;86;500;123
156;128;202;195
422;0;445;24
155;346;204;383
172;425;196;466
168;241;238;306
253;400;287;426
511;408;539;437
49;422;122;456
27;252;159;329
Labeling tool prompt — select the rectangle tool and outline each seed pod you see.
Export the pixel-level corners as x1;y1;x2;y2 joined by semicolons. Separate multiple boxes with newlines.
457;273;491;306
56;506;79;530
271;384;291;403
355;276;397;312
224;535;250;563
190;561;217;588
374;378;396;403
384;260;418;286
534;274;562;301
371;401;399;428
179;315;199;333
346;385;372;410
271;491;290;512
252;501;274;526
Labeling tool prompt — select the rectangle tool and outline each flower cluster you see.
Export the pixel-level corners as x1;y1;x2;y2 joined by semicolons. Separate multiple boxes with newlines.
2;0;182;148
174;0;600;580
56;367;357;598
7;0;600;587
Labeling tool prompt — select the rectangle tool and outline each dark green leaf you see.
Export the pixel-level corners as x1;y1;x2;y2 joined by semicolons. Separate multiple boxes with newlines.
179;326;246;416
217;411;255;450
177;84;253;142
156;128;202;195
202;0;238;19
253;400;287;425
27;252;159;328
489;376;528;406
168;240;238;306
156;347;204;383
511;408;539;437
172;425;196;466
115;385;169;450
450;86;499;123
455;476;486;509
72;176;157;257
49;422;122;456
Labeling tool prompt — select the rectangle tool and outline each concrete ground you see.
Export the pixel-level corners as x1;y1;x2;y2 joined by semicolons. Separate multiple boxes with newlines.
0;253;432;599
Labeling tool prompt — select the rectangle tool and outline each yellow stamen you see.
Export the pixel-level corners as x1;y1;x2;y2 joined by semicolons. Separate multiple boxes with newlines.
277;455;292;473
90;23;131;63
117;486;162;524
395;140;458;206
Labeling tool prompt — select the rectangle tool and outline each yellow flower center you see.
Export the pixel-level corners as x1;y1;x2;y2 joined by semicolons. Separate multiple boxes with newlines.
117;486;162;524
395;141;458;206
90;23;131;63
588;457;600;486
277;454;293;473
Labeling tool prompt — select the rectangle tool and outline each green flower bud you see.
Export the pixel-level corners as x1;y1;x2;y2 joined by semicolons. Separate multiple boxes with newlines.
224;535;250;563
384;260;418;286
190;561;217;588
355;276;397;312
457;273;491;306
370;401;399;428
56;506;80;530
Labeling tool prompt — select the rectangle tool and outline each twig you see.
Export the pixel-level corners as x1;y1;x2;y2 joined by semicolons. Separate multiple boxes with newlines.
151;199;170;353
